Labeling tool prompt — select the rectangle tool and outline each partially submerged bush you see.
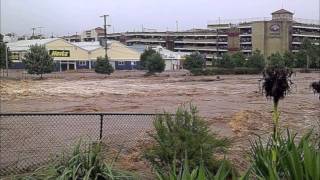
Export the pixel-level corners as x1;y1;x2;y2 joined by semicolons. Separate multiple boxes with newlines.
144;104;230;174
262;67;293;107
190;67;261;76
311;80;320;100
17;141;133;180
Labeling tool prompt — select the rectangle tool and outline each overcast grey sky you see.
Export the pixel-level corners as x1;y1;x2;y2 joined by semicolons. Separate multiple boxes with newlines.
1;0;319;36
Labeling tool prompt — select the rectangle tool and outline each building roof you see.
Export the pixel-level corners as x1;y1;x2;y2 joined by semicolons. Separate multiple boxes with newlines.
272;9;293;15
129;44;190;60
7;38;60;51
72;41;103;51
152;46;190;59
108;41;141;60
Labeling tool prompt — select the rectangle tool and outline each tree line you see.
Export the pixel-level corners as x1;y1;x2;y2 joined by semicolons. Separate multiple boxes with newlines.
184;38;320;73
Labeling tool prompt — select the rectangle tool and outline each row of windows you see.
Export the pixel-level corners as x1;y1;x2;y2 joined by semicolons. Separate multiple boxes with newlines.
118;61;138;65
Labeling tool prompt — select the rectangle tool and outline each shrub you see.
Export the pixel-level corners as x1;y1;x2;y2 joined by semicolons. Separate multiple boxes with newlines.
17;141;133;179
145;53;165;74
311;80;320;100
94;56;114;76
190;67;261;76
183;52;205;71
155;157;235;180
144;104;230;173
22;44;54;79
267;52;286;68
230;52;246;67
215;54;234;68
245;50;265;70
140;48;157;70
250;130;320;180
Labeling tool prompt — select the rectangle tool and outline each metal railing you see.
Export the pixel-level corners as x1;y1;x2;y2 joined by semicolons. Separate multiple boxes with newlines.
0;112;160;176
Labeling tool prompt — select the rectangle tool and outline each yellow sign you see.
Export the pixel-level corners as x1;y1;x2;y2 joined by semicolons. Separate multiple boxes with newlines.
10;53;20;60
49;50;70;57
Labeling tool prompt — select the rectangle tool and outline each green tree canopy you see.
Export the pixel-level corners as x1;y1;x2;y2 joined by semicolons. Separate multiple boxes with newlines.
23;44;54;78
94;55;114;76
267;52;285;68
215;53;234;68
145;53;165;74
246;50;265;69
140;48;157;70
231;52;246;67
0;34;12;69
296;38;320;69
283;51;295;68
183;52;205;70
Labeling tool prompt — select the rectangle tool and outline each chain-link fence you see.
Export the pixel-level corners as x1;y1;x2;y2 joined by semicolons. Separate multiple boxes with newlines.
0;113;158;176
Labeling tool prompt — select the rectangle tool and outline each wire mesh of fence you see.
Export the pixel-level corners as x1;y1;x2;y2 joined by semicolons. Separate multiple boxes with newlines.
0;113;158;176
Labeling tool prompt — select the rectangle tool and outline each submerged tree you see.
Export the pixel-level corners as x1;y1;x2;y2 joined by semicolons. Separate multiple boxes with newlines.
311;80;320;100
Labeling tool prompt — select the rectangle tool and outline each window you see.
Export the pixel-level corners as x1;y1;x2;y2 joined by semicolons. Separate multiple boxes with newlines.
79;61;86;66
131;61;137;65
118;61;125;65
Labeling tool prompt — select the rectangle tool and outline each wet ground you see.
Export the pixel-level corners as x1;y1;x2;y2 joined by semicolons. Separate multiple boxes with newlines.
0;70;319;173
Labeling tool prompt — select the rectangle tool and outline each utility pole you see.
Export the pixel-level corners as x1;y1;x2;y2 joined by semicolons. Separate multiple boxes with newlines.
37;27;45;39
5;45;9;77
100;14;110;57
31;27;36;39
176;20;179;32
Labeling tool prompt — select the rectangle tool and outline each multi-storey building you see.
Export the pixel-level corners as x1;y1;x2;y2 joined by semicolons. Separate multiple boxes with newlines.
107;9;319;60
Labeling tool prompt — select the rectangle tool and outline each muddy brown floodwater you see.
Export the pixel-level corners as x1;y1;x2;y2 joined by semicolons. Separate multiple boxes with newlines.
0;71;319;173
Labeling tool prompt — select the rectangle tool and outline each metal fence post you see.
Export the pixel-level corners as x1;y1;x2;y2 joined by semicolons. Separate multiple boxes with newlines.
99;114;103;140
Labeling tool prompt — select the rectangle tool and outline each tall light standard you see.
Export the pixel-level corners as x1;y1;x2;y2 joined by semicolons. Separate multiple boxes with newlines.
100;15;111;57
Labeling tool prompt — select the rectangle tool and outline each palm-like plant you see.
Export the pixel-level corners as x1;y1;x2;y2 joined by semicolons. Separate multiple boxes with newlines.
262;67;293;139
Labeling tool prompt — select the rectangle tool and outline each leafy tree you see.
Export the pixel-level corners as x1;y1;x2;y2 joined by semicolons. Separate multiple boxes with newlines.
294;50;307;68
183;52;205;70
140;48;157;70
282;51;295;68
144;104;230;173
0;34;12;70
94;55;114;76
267;52;285;68
246;50;265;70
231;52;246;67
299;38;320;69
23;44;54;79
145;53;165;74
215;53;234;68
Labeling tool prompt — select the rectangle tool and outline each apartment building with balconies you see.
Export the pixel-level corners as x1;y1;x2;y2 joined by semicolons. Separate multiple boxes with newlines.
99;9;320;60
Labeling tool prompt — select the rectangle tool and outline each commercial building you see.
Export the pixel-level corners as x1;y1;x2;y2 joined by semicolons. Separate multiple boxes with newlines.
7;38;141;71
107;9;319;60
130;45;190;70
